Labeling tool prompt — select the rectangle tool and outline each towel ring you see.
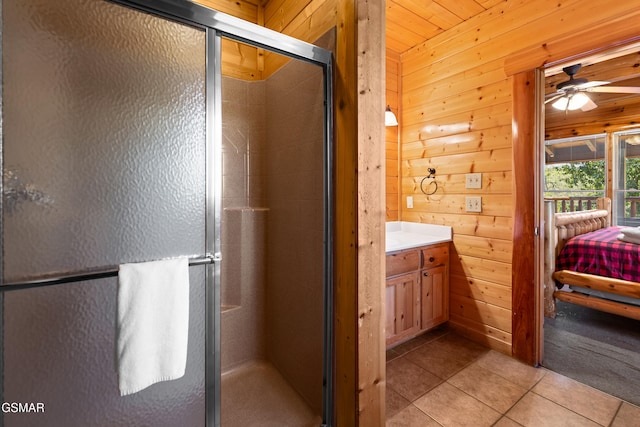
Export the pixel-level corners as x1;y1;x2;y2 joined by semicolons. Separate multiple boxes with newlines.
420;168;438;196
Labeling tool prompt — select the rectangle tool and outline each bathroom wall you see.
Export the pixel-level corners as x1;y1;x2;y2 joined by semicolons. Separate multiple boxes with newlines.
264;55;326;414
220;75;268;370
386;51;401;222
398;0;640;356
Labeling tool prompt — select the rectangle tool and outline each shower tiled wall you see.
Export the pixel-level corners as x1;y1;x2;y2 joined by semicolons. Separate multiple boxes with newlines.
264;58;325;414
220;77;269;371
220;207;267;370
221;78;266;209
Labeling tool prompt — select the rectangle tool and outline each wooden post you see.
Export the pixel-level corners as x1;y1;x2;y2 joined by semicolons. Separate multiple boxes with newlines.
335;0;385;424
511;69;538;366
543;201;556;318
356;0;386;423
334;0;358;422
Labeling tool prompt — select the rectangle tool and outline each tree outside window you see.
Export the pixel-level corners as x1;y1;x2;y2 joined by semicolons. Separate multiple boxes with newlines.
544;135;606;213
543;131;640;224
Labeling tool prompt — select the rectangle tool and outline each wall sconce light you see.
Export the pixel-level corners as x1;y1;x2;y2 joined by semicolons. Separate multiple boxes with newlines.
385;105;398;127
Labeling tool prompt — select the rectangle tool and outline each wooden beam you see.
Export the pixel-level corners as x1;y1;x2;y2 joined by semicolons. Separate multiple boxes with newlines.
334;0;358;423
584;140;596;152
543;201;556;318
511;70;538;365
356;0;386;423
544;146;554;157
504;10;640;76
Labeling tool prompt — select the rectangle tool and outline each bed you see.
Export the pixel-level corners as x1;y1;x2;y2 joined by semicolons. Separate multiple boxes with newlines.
544;197;640;320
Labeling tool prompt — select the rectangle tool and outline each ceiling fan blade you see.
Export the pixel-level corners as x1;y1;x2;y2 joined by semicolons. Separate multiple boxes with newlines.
580;97;598;111
545;93;563;104
586;86;640;94
575;80;609;89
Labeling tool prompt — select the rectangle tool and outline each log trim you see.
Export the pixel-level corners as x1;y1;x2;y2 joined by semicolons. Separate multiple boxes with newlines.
554;290;640;322
553;270;640;300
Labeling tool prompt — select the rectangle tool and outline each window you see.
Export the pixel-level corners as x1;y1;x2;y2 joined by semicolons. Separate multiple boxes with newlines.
614;130;640;226
544;134;606;213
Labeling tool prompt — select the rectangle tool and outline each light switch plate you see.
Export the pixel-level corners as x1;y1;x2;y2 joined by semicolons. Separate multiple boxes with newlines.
466;173;482;189
407;196;414;209
465;196;482;212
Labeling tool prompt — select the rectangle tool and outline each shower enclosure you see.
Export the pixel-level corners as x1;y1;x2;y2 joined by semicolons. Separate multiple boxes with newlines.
0;0;334;426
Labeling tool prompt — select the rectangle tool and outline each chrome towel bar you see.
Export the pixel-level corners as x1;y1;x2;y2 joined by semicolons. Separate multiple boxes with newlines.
0;254;219;292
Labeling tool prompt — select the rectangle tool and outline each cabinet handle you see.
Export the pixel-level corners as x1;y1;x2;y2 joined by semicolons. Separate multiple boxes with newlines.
429;257;435;262
423;272;429;277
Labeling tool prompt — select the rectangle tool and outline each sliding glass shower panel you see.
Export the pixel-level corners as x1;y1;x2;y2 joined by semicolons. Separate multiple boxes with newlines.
2;0;207;425
219;37;327;426
2;0;206;282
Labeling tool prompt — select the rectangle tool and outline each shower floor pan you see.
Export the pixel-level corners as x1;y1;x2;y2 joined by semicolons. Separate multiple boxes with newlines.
221;360;322;426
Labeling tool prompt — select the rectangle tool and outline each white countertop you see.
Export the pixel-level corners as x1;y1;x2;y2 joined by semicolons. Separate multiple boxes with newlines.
386;221;452;253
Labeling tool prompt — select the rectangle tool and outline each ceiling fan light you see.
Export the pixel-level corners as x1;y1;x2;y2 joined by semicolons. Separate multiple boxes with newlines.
552;92;590;111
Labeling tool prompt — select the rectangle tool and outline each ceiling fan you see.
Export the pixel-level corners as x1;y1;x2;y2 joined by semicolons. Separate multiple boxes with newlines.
545;63;640;112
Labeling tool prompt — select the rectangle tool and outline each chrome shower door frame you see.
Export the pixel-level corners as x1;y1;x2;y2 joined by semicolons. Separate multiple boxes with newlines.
102;1;334;426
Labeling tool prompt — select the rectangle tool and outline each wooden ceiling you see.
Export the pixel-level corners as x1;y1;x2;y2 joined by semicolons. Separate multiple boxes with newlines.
385;0;503;54
384;0;640;140
544;52;640;111
544;51;640;140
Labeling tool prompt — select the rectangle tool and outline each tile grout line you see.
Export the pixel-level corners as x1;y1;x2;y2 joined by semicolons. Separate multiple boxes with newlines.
386;331;635;426
606;401;624;427
528;388;620;426
430;356;546;424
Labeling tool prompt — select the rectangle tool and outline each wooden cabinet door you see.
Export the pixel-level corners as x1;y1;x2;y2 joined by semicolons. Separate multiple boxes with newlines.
385;272;420;347
420;265;448;331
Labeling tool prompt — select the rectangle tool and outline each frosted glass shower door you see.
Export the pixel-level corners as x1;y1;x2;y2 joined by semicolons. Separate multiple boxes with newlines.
2;0;207;426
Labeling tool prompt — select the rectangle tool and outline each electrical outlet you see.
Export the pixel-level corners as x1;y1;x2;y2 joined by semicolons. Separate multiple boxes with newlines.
407;196;414;209
465;196;482;212
466;173;482;189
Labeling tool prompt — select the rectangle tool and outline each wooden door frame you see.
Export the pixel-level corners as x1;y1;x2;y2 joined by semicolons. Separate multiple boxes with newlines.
511;70;543;366
506;19;640;365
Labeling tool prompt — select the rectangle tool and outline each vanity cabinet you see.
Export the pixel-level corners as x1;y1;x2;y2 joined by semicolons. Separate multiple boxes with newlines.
386;242;449;348
420;264;448;331
385;272;420;346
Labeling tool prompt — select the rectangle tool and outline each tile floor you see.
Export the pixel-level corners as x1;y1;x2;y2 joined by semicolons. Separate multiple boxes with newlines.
386;327;640;426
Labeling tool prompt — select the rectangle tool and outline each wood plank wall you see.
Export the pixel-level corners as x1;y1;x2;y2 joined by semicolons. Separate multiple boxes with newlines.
398;0;640;356
386;51;400;221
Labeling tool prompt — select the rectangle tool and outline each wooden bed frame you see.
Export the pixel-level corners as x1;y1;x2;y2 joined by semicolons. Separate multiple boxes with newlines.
544;197;640;321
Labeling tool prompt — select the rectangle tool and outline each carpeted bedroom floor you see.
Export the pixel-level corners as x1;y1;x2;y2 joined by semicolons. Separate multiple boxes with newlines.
543;299;640;406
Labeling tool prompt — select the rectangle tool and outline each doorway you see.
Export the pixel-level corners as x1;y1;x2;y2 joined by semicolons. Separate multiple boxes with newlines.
537;43;640;406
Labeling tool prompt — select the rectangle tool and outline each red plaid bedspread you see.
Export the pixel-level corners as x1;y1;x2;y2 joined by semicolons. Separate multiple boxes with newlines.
556;226;640;282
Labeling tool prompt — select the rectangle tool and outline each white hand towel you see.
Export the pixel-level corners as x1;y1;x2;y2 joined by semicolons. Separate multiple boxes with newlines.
117;257;190;396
